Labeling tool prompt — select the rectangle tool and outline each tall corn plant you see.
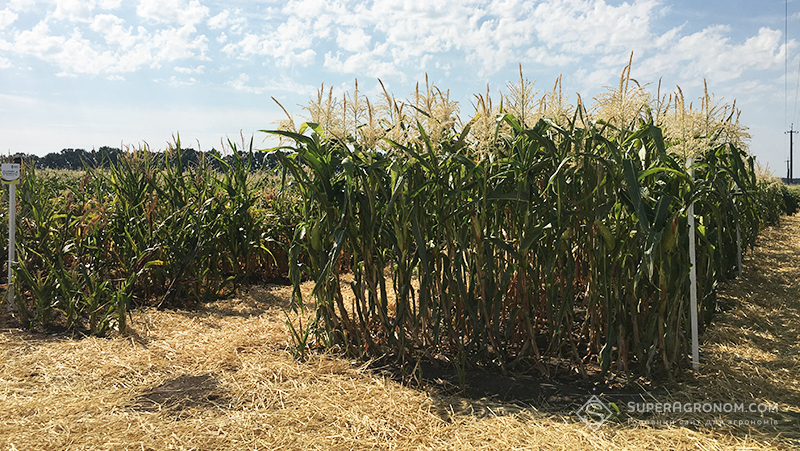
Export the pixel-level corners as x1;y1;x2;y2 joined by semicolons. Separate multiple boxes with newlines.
266;84;764;376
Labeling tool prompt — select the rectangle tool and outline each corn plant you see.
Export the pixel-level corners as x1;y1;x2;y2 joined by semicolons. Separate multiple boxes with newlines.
265;73;769;377
4;139;297;334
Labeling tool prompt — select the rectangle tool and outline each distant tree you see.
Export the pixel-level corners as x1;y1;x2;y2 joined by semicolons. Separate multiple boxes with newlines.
37;148;90;170
31;145;277;173
93;146;122;168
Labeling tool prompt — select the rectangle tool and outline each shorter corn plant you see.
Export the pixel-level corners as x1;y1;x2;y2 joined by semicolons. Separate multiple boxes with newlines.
2;140;299;335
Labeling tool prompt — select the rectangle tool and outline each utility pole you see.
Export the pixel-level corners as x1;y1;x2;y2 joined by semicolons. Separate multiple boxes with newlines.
787;124;798;183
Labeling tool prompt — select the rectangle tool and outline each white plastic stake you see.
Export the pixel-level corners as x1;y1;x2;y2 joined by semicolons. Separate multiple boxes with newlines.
687;157;699;370
7;183;14;311
2;163;20;312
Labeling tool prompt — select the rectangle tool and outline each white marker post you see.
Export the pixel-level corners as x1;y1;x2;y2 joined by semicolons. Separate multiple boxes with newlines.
687;157;699;370
2;163;20;312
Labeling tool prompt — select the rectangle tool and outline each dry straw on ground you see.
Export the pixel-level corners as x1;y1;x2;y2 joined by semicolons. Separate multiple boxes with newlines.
2;216;800;450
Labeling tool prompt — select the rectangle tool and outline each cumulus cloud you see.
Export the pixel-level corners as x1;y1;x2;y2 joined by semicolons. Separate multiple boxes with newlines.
151;26;209;63
531;0;660;55
208;9;246;33
218;0;667;79
336;27;370;53
136;0;209;26
174;64;204;74
14;21;64;56
208;10;230;29
222;15;318;67
226;72;316;95
0;0;790;93
7;0;37;13
49;0;121;23
53;0;96;22
640;26;786;84
169;75;196;86
98;0;122;9
10;15;208;74
324;50;396;79
0;9;18;29
90;14;141;49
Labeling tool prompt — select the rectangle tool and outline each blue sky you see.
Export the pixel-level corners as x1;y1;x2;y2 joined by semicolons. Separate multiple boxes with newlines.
0;0;798;175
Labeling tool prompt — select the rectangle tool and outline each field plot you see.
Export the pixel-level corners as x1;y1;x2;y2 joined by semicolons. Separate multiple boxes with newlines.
2;69;799;450
0;216;798;450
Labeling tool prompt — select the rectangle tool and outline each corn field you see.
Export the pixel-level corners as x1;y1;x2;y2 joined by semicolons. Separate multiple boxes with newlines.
2;141;300;335
267;67;781;377
0;65;788;377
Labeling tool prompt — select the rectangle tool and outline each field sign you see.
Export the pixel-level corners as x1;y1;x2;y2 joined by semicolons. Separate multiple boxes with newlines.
1;164;20;185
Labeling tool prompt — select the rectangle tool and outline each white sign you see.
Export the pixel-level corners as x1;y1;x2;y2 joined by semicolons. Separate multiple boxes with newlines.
1;164;20;185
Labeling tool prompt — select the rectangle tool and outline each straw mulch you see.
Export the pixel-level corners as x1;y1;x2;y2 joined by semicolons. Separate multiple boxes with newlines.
2;217;800;450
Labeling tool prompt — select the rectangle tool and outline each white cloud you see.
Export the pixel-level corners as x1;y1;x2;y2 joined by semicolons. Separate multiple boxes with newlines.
336;27;370;53
226;72;315;95
90;14;141;49
53;0;96;22
312;14;333;40
228;72;249;85
526;46;574;66
151;25;209;63
574;66;619;92
222;33;261;57
0;9;18;29
640;26;786;84
98;0;122;9
531;0;660;55
367;1;483;60
223;14;317;67
175;64;204;74
324;50;396;79
733;79;773;96
11;16;209;75
14;21;64;56
7;0;37;13
281;48;316;67
137;0;209;26
0;0;790;105
207;9;246;33
272;16;315;57
244;0;663;78
0;56;11;68
169;75;196;86
208;10;230;29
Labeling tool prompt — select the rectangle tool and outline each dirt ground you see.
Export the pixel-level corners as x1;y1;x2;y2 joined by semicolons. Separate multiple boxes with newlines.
1;216;799;450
